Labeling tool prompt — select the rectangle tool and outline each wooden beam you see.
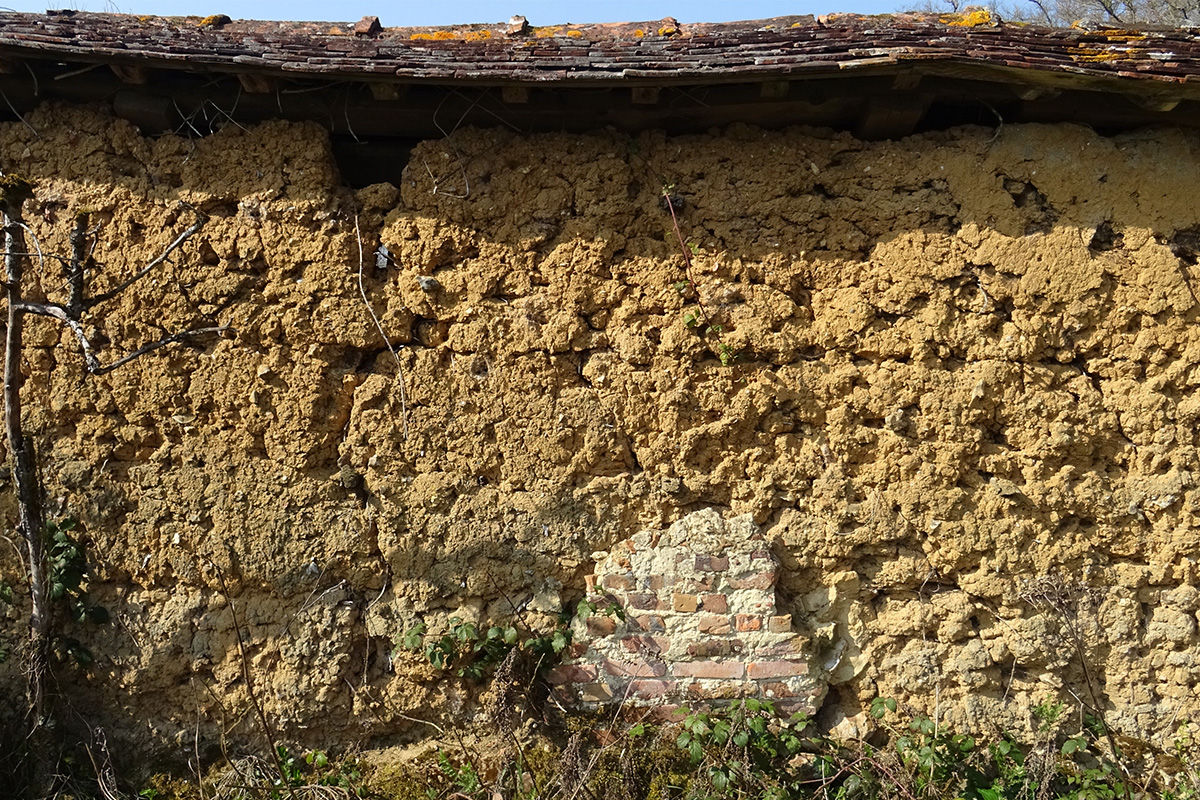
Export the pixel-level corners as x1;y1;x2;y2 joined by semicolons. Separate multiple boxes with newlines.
760;80;789;99
631;86;660;105
891;70;922;91
502;85;529;104
1132;95;1180;113
112;90;178;134
367;83;406;101
109;64;147;85
1015;86;1061;101
855;93;932;140
237;73;278;94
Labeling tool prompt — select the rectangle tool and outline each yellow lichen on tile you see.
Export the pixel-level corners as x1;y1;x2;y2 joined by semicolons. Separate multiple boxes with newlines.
658;24;679;36
1071;49;1128;61
567;29;583;38
410;30;458;40
941;9;992;26
463;29;493;41
634;29;645;37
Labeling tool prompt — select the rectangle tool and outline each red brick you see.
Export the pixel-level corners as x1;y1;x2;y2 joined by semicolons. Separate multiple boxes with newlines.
735;615;762;632
566;642;589;659
545;664;598;685
679;575;715;592
695;554;730;572
648;575;674;591
620;635;667;656
644;705;687;722
698;615;731;634
602;574;635;591
602;658;667;678
585;574;597;592
672;593;699;613
629;680;674;699
756;639;805;658
776;700;817;718
701;593;728;613
687;639;744;657
587;616;618;636
728;571;777;590
747;661;809;679
760;682;796;698
767;615;792;633
750;549;771;561
628;613;665;633
672;661;745;679
626;593;658;610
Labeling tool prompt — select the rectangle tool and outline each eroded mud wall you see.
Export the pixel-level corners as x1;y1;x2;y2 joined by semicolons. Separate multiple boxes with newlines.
0;102;1197;759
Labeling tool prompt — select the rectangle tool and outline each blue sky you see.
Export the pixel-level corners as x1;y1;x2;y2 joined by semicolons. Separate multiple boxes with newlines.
0;0;904;26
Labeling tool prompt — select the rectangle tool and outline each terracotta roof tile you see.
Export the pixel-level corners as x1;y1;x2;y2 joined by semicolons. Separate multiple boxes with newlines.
0;9;1196;91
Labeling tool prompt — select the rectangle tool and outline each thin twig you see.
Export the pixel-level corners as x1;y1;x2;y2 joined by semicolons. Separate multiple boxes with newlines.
16;300;228;375
0;87;37;138
660;190;736;365
86;204;207;306
354;214;409;441
209;560;298;800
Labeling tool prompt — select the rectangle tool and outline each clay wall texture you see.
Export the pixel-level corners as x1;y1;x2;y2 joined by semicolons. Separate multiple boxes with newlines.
0;102;1198;757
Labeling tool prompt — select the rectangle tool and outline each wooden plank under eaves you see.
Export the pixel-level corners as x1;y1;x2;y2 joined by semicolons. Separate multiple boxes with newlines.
237;72;279;93
855;91;932;139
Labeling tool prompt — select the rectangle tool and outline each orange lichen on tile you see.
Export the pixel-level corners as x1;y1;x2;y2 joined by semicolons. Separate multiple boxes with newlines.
462;29;492;41
567;29;583;38
634;29;645;37
411;30;457;40
658;24;679;36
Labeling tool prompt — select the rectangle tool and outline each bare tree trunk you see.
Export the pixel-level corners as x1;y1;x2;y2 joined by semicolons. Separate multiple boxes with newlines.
0;186;48;732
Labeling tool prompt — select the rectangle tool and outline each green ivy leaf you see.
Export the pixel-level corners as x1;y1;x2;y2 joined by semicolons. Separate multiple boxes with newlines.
401;623;427;650
1062;737;1086;755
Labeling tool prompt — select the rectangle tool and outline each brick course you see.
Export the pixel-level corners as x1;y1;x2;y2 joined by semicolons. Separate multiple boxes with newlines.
554;509;825;714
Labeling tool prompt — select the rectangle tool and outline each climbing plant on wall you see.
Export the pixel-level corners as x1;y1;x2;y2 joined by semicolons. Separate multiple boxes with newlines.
0;174;225;787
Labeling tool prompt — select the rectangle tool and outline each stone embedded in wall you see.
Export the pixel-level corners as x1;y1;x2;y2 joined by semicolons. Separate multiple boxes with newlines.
548;509;826;715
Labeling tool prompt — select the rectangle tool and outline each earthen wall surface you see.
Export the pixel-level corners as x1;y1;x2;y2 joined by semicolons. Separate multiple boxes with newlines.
0;103;1198;760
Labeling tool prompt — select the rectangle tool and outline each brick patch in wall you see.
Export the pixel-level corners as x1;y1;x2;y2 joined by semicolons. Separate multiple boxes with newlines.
552;508;826;714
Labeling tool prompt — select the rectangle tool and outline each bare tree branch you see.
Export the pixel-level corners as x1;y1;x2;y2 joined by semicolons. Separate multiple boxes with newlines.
0;179;221;766
89;325;229;375
0;176;48;738
66;213;87;318
15;300;228;375
85;204;207;308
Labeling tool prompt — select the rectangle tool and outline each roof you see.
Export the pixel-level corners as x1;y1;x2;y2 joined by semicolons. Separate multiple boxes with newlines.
0;8;1198;173
2;9;1200;90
